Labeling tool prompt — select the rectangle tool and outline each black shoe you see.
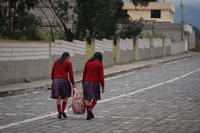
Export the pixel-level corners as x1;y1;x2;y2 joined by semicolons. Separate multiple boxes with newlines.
86;117;91;120
58;114;62;119
61;111;67;118
88;109;94;119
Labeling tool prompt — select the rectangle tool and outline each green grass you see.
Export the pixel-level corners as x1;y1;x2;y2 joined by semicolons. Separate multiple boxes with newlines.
133;46;136;62
37;31;63;41
195;45;200;50
87;44;135;65
87;45;92;60
0;31;63;41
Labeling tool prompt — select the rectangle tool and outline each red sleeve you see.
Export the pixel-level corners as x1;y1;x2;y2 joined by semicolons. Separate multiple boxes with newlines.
82;62;87;85
99;63;104;88
68;62;75;85
51;61;57;80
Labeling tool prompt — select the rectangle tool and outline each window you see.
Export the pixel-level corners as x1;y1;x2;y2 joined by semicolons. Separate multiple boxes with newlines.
151;10;161;18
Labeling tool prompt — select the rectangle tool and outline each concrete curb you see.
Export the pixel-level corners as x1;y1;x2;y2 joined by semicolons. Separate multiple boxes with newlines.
0;86;49;98
104;53;200;78
0;52;200;97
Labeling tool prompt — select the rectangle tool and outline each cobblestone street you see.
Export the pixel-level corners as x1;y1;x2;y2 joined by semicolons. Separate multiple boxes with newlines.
0;57;200;133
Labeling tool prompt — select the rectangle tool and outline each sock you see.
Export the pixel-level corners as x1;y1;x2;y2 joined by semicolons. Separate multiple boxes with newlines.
62;101;67;112
57;104;61;115
87;106;91;117
90;100;97;110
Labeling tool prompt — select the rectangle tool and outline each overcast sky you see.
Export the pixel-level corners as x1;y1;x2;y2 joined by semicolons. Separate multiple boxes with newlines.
123;0;200;29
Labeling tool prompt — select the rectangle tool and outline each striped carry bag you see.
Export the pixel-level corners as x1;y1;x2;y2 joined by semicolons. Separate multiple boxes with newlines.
68;88;86;114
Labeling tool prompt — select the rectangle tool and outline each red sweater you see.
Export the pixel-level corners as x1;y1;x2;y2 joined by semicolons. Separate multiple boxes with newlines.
51;60;75;85
82;60;104;88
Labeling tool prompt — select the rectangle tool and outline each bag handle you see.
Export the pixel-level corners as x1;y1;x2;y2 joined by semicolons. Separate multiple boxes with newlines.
68;104;72;111
69;88;77;111
73;88;77;97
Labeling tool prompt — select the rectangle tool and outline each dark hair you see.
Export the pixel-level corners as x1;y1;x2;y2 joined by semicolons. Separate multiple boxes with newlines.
88;52;103;63
58;52;70;65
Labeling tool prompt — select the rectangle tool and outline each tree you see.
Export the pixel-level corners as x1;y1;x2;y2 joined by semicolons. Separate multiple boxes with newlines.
39;0;75;41
193;26;200;40
48;0;74;41
0;4;7;37
73;0;154;42
0;0;41;40
119;18;144;39
118;0;154;38
74;0;123;41
130;0;157;7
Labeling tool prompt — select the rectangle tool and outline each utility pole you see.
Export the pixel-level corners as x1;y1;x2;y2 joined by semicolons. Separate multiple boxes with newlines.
180;0;184;41
180;0;184;23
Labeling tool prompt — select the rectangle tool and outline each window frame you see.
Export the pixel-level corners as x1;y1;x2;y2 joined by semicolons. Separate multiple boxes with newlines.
151;10;161;18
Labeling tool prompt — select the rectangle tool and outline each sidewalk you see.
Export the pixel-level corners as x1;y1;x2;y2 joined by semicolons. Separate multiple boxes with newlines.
0;51;200;97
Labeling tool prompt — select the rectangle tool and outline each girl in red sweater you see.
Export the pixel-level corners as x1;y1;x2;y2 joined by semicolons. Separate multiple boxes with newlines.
51;52;76;119
82;52;105;120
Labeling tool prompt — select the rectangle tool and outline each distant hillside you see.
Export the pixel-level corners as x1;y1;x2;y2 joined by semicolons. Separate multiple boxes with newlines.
193;26;200;40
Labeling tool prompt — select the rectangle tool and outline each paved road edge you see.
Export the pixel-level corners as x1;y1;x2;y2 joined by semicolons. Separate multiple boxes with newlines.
1;52;200;97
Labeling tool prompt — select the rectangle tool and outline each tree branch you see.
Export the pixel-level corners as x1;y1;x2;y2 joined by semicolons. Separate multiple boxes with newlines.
48;0;74;41
48;6;65;33
48;0;68;32
0;26;6;34
39;1;64;35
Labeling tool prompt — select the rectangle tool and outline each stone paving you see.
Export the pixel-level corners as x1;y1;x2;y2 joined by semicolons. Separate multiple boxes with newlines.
0;57;200;133
0;52;199;97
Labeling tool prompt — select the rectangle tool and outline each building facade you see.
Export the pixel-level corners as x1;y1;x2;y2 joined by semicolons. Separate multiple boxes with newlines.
123;2;175;23
143;21;194;50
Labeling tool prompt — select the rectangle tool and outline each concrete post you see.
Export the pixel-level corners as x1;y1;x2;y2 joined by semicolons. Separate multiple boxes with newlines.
85;40;87;62
91;38;95;56
135;37;139;61
131;38;134;62
116;36;120;65
49;42;52;74
150;38;153;59
162;38;165;57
